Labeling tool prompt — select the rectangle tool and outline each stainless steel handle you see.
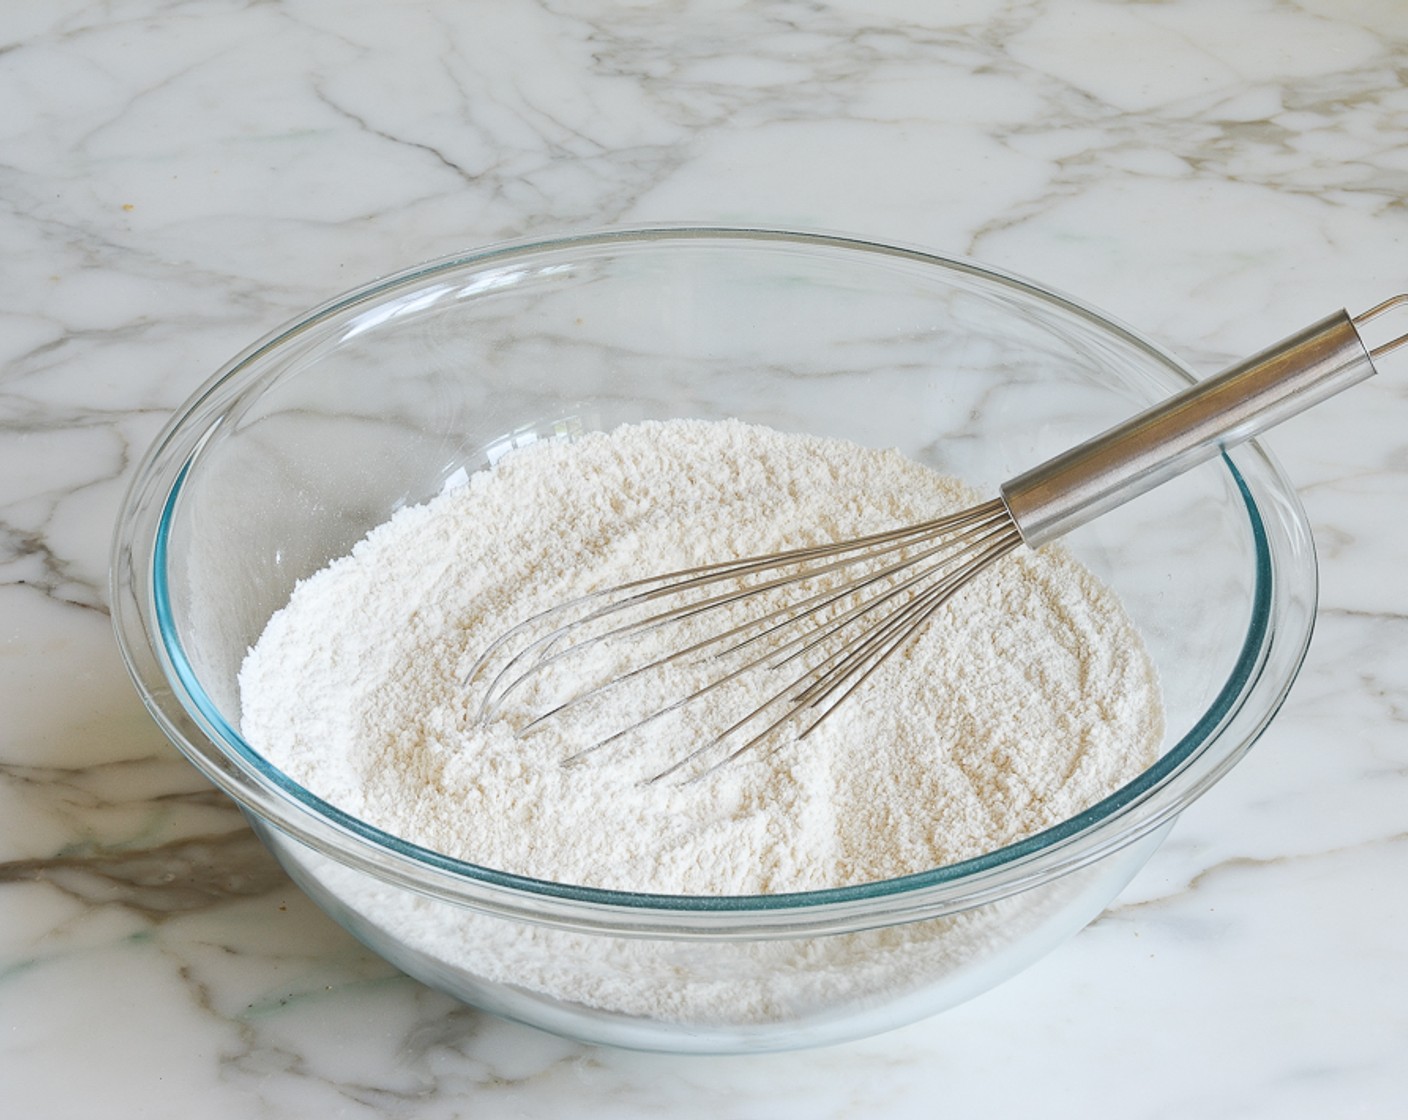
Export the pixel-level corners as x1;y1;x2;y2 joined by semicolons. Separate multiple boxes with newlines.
1000;308;1386;548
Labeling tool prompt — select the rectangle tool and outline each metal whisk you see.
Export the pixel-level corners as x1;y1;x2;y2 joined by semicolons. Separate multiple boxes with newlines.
467;298;1408;781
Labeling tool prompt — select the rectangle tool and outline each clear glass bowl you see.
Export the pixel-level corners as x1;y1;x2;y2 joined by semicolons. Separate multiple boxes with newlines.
111;227;1317;1053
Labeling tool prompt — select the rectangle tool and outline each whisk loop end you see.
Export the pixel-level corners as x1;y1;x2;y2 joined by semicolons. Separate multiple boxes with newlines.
463;499;1023;782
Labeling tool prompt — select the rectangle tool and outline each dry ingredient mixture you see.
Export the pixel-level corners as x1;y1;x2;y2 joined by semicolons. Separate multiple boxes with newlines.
239;419;1164;896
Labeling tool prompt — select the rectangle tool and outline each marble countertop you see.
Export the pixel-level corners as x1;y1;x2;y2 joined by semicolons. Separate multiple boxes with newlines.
4;1;1406;1116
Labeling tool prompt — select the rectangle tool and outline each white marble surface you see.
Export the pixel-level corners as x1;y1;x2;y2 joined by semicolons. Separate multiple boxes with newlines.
3;1;1406;1116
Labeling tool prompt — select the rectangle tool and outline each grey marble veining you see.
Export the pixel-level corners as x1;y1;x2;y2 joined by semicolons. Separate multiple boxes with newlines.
3;1;1406;1116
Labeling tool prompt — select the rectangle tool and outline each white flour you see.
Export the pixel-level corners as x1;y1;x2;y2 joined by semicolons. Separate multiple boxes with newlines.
239;419;1163;896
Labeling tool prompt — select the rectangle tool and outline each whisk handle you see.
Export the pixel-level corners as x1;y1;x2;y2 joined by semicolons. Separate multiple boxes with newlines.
1000;309;1378;548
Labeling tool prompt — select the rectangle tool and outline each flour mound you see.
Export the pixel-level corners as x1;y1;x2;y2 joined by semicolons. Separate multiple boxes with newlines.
239;419;1163;895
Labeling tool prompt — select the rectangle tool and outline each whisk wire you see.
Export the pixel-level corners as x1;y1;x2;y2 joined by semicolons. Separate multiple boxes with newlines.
793;530;1024;719
763;514;1021;676
475;498;1022;780
474;500;1012;722
657;523;1027;784
576;513;1020;773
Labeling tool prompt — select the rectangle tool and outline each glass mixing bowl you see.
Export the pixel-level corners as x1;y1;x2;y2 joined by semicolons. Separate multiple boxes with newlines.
111;227;1317;1053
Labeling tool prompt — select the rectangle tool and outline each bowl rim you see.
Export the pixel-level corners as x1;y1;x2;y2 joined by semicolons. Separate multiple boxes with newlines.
110;224;1319;935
